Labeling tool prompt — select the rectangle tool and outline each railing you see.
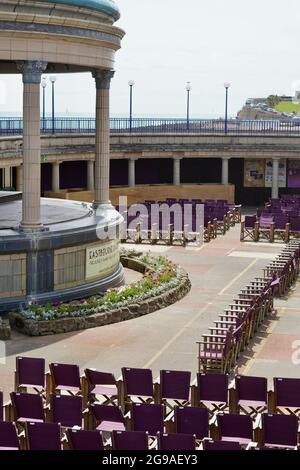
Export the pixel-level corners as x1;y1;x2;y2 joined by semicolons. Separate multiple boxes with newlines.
0;117;300;136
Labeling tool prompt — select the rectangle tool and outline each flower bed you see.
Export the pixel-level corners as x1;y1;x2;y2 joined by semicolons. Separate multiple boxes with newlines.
9;249;191;336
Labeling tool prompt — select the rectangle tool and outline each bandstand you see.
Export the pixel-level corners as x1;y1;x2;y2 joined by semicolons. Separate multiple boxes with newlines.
0;0;125;312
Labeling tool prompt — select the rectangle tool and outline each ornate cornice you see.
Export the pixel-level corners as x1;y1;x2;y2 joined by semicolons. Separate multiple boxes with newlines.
93;69;115;90
16;61;48;84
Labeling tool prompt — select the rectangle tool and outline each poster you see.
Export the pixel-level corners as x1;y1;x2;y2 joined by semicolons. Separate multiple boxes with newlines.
244;159;265;187
288;160;300;188
86;239;119;280
265;159;286;188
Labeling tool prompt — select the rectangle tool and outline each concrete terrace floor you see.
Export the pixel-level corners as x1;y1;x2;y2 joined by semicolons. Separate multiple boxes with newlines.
1;225;300;399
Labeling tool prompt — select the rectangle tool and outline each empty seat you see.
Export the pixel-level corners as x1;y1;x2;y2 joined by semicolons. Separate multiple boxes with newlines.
15;357;45;395
49;362;81;395
130;403;164;436
290;217;300;234
158;432;196;451
88;403;125;432
240;215;259;242
122;367;154;405
193;373;228;413
174;406;209;440
234;375;268;416
25;422;61;450
0;391;3;421
203;439;241;450
50;395;82;429
83;368;119;406
0;422;19;450
158;370;191;412
10;392;45;424
261;413;298;449
273;377;300;415
216;413;253;446
111;430;149;450
67;429;104;450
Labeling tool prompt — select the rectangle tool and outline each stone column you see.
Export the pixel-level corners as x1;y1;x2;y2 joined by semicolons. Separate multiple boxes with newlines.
87;160;95;191
173;157;182;185
221;157;230;185
52;161;60;193
4;167;11;188
17;60;47;231
16;165;23;192
92;69;114;209
128;158;136;187
272;157;280;199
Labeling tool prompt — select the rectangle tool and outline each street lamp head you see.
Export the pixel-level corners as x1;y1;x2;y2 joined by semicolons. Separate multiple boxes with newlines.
186;82;192;92
224;82;231;89
41;78;47;88
128;80;135;87
50;75;57;84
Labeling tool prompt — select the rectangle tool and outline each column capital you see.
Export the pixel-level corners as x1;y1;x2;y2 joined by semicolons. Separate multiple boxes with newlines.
173;156;183;161
92;69;115;90
16;60;48;84
222;156;231;160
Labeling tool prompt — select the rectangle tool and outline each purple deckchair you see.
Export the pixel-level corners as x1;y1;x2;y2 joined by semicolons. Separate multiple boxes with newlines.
10;392;45;423
84;369;119;406
50;394;82;428
203;439;241;450
217;413;253;446
67;429;104;450
89;403;125;432
15;356;45;394
122;367;154;404
159;370;191;405
49;362;81;395
130;403;164;436
25;422;61;450
0;422;19;450
261;413;298;449
174;406;209;440
234;375;268;415
112;430;149;450
195;373;228;412
158;432;196;451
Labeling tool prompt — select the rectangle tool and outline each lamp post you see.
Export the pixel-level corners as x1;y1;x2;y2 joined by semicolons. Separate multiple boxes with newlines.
224;82;231;134
41;77;47;132
50;75;57;134
128;80;134;133
186;82;191;131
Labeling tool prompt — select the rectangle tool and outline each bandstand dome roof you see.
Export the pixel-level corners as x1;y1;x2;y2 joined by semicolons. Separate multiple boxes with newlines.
37;0;120;20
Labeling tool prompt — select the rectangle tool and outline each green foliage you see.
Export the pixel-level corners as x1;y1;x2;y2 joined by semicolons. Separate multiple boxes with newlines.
265;95;281;108
275;101;300;114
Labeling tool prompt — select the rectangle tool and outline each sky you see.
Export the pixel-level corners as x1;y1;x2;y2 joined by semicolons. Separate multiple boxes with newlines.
2;0;300;117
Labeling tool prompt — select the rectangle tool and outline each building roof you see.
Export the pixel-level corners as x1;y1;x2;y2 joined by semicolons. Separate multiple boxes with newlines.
37;0;120;20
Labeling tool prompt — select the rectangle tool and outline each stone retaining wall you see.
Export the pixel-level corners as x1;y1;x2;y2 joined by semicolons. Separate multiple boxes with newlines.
9;257;191;336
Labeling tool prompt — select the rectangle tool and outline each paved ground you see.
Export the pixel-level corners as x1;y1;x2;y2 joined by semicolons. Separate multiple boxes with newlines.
0;225;299;399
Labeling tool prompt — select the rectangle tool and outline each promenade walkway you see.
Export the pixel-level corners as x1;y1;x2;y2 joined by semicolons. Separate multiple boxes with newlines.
0;225;299;398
